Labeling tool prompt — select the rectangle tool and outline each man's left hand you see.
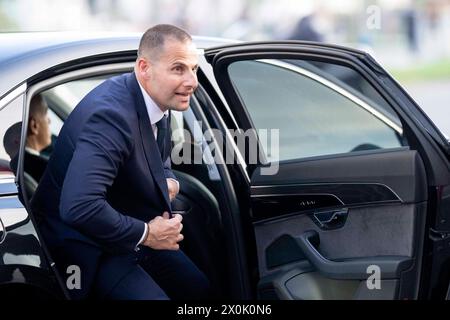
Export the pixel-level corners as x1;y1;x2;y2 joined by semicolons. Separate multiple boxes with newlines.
166;178;179;201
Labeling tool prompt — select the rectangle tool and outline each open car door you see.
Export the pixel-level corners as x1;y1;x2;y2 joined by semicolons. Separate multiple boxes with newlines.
204;42;450;299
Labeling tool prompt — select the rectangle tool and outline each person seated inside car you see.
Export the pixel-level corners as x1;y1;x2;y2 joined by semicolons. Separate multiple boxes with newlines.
8;94;52;183
3;121;21;164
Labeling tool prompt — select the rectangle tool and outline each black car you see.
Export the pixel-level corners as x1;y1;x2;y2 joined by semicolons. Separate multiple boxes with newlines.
0;32;449;300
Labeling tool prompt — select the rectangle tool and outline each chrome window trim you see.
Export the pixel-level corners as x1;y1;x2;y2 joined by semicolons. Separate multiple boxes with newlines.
0;215;6;244
0;83;27;111
27;62;134;97
223;122;250;183
257;59;403;134
251;181;403;202
198;54;240;129
250;192;345;204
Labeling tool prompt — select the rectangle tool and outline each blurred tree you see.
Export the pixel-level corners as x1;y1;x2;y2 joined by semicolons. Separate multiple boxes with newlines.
0;7;17;31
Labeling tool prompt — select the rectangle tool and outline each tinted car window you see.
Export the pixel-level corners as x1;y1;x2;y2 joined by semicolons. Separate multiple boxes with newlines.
0;94;24;175
41;76;110;136
228;59;406;162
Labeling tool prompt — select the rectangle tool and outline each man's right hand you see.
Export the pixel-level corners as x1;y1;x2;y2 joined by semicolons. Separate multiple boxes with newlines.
143;212;184;250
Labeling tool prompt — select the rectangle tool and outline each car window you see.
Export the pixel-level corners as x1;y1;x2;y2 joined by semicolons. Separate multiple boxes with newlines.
47;108;63;136
0;93;24;176
227;59;407;163
41;76;111;136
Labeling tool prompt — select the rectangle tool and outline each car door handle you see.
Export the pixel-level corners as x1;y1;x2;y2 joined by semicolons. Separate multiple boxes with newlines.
313;209;348;230
295;230;412;280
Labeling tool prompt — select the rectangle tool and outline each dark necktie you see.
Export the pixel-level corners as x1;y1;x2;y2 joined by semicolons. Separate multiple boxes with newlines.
155;115;168;160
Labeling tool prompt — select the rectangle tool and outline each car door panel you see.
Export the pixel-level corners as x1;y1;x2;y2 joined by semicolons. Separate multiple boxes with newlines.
252;149;427;299
204;42;443;299
252;149;427;206
254;203;422;271
258;266;398;300
255;203;417;271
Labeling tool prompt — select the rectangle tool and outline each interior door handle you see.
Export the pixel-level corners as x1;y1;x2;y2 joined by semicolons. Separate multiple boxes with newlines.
295;230;411;280
312;209;348;230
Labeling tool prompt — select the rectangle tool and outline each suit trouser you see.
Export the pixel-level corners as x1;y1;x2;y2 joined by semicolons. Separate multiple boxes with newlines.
92;247;211;300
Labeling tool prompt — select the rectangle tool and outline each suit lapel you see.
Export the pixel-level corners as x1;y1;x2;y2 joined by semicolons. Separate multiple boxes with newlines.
125;73;171;210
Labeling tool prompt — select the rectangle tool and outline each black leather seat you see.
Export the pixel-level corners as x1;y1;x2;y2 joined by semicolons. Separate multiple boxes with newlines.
172;170;226;297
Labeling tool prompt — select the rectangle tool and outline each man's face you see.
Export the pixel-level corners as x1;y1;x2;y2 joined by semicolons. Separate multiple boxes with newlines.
37;110;52;149
30;107;51;151
139;39;199;112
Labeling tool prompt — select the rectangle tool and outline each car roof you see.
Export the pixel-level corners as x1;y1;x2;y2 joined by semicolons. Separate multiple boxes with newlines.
0;32;235;99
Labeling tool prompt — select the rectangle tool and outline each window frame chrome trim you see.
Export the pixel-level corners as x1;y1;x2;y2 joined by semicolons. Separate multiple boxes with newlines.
257;59;403;134
0;214;6;244
0;83;27;112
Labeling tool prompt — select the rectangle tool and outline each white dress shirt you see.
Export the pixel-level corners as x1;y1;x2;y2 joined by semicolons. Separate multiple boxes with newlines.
138;82;169;137
25;146;41;156
136;82;178;247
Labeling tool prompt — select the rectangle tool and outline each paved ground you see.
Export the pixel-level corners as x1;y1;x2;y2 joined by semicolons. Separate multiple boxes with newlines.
402;79;450;137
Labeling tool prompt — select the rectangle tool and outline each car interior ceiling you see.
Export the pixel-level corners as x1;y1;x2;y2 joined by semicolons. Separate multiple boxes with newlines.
19;87;234;299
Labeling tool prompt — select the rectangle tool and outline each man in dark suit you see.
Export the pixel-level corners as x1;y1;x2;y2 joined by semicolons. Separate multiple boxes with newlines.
7;95;51;183
24;94;52;179
31;24;210;300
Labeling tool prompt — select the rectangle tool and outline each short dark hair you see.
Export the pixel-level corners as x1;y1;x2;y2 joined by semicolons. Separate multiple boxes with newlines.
138;24;192;61
29;94;48;118
3;121;22;159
